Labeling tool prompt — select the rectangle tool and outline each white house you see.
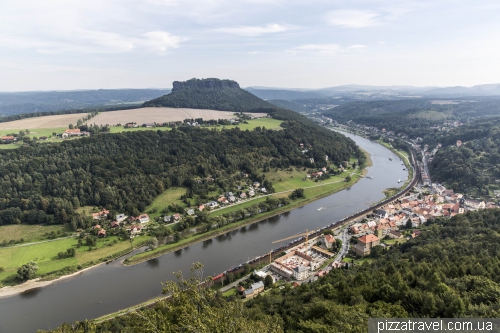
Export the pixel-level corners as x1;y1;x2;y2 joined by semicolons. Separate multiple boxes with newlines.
116;214;127;223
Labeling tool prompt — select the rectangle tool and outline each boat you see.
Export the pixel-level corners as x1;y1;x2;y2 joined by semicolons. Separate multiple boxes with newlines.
398;179;401;183
389;157;393;161
317;207;323;211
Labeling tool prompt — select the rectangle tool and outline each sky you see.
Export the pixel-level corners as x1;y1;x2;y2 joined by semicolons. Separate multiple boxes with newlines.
1;0;500;91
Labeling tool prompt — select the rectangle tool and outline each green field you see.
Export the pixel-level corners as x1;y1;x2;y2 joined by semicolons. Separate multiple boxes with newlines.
108;118;282;134
145;187;187;219
230;118;282;131
265;168;311;192
408;110;450;120
0;224;73;244
0;234;149;285
222;288;237;297
0;127;68;149
0;119;282;149
108;126;172;133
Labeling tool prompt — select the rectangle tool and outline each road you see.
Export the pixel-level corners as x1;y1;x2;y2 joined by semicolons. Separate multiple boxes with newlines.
219;273;252;293
334;227;350;262
421;149;433;186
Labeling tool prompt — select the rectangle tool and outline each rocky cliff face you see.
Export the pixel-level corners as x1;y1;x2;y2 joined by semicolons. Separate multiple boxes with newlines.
172;78;240;92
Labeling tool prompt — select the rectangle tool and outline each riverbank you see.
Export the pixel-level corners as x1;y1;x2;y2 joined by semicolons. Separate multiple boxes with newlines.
124;159;369;265
0;261;106;298
0;238;149;297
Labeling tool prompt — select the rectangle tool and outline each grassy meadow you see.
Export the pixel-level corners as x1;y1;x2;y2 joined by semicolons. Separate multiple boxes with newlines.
0;234;149;286
0;224;73;244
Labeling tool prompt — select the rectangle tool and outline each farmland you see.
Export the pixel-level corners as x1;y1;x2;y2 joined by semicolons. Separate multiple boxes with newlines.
0;107;267;131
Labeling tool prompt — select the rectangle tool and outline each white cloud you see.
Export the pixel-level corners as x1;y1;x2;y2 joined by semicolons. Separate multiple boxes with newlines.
141;0;178;5
294;43;366;55
326;10;381;28
0;29;185;55
298;44;343;54
216;23;287;37
140;31;186;54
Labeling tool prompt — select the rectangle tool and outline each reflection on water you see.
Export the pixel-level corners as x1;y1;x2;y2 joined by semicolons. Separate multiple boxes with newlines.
20;288;42;299
202;239;213;249
248;223;259;230
268;215;280;223
174;249;182;257
147;258;160;269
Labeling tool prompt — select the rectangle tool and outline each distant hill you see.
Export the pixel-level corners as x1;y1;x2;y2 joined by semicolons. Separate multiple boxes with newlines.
143;78;277;113
267;99;307;112
0;89;169;117
421;83;500;96
245;88;327;101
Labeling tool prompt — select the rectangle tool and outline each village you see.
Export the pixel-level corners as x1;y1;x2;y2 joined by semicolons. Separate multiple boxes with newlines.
220;180;499;300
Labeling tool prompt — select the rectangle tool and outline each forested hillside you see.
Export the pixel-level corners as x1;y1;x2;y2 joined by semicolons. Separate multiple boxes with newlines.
322;97;500;139
143;78;277;112
429;117;500;193
0;119;360;229
46;209;500;332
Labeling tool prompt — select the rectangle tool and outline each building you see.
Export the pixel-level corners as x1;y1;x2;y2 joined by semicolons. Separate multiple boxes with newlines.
130;225;141;235
136;214;150;223
464;199;485;210
116;214;127;223
353;234;380;256
373;209;388;219
270;262;293;278
323;234;335;248
292;266;309;280
62;129;90;138
92;209;109;220
243;281;265;299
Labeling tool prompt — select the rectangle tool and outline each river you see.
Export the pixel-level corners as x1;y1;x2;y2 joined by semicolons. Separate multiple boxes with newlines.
0;131;408;333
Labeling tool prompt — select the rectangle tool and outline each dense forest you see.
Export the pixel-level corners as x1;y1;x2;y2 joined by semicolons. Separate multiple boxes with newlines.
0;116;360;229
429;116;500;194
44;209;500;332
0;89;168;117
143;78;278;113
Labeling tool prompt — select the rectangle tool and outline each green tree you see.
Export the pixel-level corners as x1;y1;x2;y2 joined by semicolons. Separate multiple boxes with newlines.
289;188;305;200
145;237;158;251
17;261;38;281
264;274;274;287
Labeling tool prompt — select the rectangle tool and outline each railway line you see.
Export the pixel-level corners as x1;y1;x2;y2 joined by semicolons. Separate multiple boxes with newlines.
213;148;419;281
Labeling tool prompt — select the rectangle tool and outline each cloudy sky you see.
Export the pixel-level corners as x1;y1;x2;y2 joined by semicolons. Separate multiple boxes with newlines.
1;0;499;91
